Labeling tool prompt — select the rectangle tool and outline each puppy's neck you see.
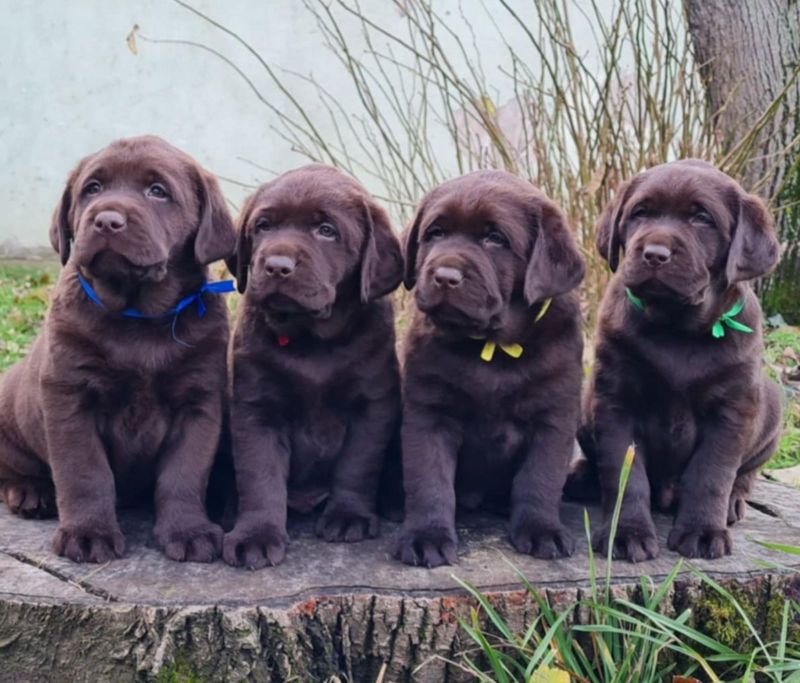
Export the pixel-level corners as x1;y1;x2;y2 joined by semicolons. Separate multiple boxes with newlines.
492;297;553;345
251;291;369;344
66;257;208;319
626;279;751;336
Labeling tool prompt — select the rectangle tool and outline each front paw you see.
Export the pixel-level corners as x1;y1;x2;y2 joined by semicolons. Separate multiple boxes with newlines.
592;517;659;563
510;519;573;559
3;478;56;519
223;517;288;569
727;494;748;525
155;516;223;563
316;504;378;543
668;524;731;559
53;520;125;563
394;525;457;568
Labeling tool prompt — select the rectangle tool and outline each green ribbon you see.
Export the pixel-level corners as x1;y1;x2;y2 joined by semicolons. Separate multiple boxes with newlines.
625;288;753;339
625;288;645;311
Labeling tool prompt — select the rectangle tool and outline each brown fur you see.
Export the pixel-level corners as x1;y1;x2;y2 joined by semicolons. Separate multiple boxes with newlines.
396;170;585;567
222;165;403;569
578;159;782;561
0;136;236;563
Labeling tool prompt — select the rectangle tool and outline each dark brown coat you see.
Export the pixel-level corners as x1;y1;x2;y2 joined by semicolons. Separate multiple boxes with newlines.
578;159;782;561
396;170;585;567
222;165;403;569
0;136;236;563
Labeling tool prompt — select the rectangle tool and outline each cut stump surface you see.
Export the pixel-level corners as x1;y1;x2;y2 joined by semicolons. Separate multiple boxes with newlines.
1;478;799;682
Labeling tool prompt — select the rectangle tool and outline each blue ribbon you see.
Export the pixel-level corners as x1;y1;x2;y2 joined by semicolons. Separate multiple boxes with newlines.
78;272;235;345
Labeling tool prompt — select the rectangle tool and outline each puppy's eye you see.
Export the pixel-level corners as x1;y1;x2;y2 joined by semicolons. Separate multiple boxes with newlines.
484;230;509;248
630;206;651;220
424;225;444;241
146;183;169;200
83;180;103;196
316;222;339;240
692;208;714;224
255;217;271;232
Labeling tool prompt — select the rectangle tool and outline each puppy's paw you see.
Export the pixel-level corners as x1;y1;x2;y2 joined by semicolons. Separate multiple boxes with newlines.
727;494;748;525
223;519;288;569
155;517;223;563
592;520;659;563
53;521;125;563
394;525;457;568
316;505;379;543
3;478;56;519
510;520;573;559
667;524;731;559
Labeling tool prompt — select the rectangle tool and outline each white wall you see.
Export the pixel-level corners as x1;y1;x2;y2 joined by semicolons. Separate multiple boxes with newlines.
0;0;602;247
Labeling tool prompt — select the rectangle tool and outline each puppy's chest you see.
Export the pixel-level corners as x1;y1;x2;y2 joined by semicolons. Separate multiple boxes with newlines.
268;361;362;461
89;370;193;457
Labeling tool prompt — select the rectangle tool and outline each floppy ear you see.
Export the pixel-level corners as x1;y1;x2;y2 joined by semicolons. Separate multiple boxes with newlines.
726;192;780;284
225;194;256;294
49;167;80;266
359;200;403;302
523;197;585;304
401;198;427;290
595;178;636;272
194;170;236;265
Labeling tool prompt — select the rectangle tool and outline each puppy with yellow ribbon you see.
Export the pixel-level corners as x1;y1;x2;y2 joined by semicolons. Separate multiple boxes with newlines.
395;170;585;567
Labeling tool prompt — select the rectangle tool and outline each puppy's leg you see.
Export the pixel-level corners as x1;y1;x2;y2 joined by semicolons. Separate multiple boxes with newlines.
394;406;461;568
510;424;574;559
728;469;758;525
592;411;659;562
667;402;751;559
153;397;225;563
222;414;289;569
0;432;56;519
729;380;783;525
42;393;124;563
316;394;399;542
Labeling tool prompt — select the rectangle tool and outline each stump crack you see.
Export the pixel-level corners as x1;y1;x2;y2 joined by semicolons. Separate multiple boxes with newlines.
0;549;118;602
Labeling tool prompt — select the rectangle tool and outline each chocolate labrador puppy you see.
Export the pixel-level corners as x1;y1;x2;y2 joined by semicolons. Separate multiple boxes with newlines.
0;135;236;563
396;170;585;567
578;159;782;561
223;164;403;569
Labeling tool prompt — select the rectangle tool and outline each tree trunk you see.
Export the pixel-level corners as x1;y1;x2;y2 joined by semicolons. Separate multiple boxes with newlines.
685;0;800;322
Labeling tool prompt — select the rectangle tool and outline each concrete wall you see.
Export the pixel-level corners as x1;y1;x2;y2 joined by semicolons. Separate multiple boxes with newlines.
0;0;598;248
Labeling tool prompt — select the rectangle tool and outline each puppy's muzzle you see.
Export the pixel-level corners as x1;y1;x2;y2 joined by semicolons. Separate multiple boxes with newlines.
433;266;463;289
92;210;127;235
642;243;671;268
265;254;296;279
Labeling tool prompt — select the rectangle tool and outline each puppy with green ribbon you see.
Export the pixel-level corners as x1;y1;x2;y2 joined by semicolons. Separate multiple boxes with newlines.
575;160;783;563
396;170;585;567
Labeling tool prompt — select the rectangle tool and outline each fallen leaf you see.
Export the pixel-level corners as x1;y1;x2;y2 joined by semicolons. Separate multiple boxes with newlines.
530;666;570;683
126;24;139;56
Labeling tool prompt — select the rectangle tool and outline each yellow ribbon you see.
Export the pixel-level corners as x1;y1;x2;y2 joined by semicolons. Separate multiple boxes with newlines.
475;298;552;362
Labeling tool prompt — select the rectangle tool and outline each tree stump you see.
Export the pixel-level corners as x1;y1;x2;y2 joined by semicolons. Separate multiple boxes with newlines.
0;478;799;682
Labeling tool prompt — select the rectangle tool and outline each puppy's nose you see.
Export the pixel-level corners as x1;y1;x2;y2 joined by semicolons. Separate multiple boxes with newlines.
93;210;126;234
642;244;671;268
265;255;296;278
433;266;464;289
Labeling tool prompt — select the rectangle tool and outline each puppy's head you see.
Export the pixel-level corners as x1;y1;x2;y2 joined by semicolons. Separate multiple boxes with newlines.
229;165;402;323
596;160;779;306
403;171;584;336
51;135;235;311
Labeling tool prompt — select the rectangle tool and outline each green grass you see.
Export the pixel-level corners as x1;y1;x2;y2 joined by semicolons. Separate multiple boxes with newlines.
451;448;800;682
0;262;56;371
764;326;800;470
